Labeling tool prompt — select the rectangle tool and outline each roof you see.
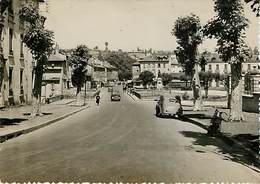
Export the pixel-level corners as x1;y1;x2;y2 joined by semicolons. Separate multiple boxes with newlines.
206;53;259;63
48;53;66;62
138;54;169;62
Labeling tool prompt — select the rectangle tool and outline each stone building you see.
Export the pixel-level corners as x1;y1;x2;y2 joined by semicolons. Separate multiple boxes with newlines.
88;57;118;87
41;47;70;100
0;0;43;108
132;54;182;80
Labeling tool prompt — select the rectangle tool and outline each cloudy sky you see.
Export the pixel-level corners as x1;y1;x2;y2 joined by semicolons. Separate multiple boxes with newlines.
41;0;259;52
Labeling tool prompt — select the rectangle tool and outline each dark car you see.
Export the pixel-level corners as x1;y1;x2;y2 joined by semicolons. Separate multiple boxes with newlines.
111;91;121;101
155;95;183;118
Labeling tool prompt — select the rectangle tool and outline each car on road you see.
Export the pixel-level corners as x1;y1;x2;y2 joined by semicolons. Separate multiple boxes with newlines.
155;95;182;118
111;90;121;101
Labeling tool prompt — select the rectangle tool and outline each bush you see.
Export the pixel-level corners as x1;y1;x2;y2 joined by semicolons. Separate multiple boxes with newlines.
182;92;189;100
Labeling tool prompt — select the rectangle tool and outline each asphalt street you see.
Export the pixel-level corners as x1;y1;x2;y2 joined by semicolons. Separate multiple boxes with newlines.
0;88;259;183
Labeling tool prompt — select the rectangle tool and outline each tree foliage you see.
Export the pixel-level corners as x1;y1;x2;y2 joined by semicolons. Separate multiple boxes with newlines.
69;45;90;93
203;0;249;120
19;2;54;98
161;73;173;86
0;0;10;14
203;0;250;67
103;51;135;81
139;71;155;86
172;14;203;76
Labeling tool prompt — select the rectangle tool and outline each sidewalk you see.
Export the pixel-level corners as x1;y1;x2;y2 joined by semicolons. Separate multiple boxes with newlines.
182;105;259;165
0;98;92;143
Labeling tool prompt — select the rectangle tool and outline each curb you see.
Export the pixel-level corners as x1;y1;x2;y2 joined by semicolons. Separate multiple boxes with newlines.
0;105;90;143
126;92;136;101
183;116;260;166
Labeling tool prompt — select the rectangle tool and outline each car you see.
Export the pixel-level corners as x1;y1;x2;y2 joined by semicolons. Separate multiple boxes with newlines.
111;91;121;101
155;95;183;118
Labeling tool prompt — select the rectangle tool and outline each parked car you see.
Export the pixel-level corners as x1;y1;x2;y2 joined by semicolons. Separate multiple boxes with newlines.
111;90;121;101
155;95;182;118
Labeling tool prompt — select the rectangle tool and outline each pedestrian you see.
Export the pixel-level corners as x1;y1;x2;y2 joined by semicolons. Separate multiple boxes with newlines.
96;94;100;106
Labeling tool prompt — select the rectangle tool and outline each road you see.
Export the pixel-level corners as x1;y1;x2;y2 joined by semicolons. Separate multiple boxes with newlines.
0;88;259;182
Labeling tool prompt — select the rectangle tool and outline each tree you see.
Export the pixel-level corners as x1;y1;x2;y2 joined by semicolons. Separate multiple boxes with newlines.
199;51;210;71
69;45;90;105
161;73;173;86
139;71;155;88
102;51;135;81
172;14;203;111
19;2;54;116
105;42;108;51
203;0;250;121
245;0;260;16
199;71;214;98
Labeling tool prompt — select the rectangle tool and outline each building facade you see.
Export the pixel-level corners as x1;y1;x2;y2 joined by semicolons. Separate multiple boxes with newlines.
42;48;70;99
0;0;41;108
132;54;182;80
88;57;119;87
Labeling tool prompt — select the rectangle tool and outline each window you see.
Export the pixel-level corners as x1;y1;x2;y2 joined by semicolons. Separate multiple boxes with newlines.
20;34;24;57
20;70;23;85
9;29;13;54
20;70;24;94
158;63;161;68
224;64;228;73
216;64;219;73
163;63;166;68
9;67;13;96
248;64;251;71
208;64;212;71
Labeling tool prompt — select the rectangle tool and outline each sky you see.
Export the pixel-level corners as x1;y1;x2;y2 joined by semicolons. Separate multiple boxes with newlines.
41;0;259;52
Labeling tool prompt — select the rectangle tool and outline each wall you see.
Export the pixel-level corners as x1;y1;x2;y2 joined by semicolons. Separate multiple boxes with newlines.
0;0;34;106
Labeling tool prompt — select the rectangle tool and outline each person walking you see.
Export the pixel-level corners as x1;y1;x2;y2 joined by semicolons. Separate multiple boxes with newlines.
96;94;101;106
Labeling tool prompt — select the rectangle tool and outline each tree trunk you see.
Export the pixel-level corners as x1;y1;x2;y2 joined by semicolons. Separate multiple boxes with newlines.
31;61;44;117
205;87;208;99
192;62;203;111
75;85;81;106
229;63;243;121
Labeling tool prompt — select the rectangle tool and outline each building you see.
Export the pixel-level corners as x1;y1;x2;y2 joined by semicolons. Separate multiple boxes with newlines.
0;0;42;107
132;53;182;80
88;57;119;87
41;46;70;99
204;53;259;75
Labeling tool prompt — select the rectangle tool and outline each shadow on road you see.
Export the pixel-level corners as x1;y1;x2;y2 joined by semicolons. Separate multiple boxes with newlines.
180;130;260;171
0;118;28;127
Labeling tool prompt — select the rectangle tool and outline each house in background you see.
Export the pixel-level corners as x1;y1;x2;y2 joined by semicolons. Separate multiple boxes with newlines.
88;57;118;88
42;46;70;100
132;53;182;80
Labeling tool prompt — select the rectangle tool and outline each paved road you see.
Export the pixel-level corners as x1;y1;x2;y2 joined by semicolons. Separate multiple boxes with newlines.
0;88;259;182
